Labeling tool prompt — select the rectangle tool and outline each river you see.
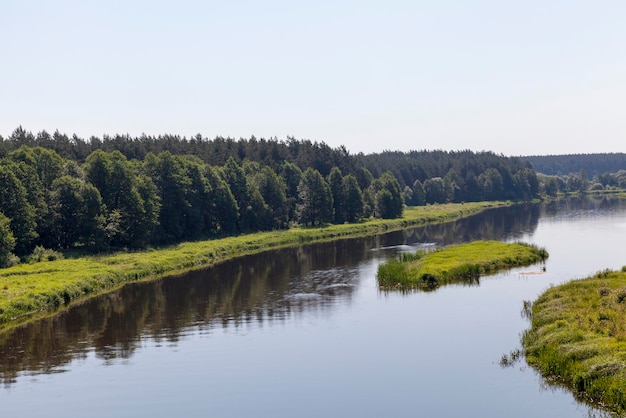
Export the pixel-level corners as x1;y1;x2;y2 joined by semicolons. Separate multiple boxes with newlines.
1;196;625;417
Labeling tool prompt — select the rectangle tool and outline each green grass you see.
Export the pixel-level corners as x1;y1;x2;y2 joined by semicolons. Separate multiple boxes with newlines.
377;240;548;289
0;201;510;330
522;268;626;415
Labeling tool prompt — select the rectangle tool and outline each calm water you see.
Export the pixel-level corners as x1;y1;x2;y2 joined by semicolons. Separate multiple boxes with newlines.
2;197;625;418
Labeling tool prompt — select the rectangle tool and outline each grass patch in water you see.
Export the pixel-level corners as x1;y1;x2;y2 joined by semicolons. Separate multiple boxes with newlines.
377;240;548;290
0;201;509;330
522;268;626;415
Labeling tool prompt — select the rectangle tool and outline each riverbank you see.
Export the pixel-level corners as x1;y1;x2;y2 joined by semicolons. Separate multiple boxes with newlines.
377;240;548;290
0;201;511;331
522;268;626;415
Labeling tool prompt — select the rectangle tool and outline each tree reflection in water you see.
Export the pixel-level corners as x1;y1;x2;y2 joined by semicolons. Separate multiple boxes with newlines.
0;202;547;387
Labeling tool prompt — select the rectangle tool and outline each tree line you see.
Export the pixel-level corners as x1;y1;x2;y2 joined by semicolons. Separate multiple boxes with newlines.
0;127;544;267
522;153;626;177
0;146;404;267
536;168;626;197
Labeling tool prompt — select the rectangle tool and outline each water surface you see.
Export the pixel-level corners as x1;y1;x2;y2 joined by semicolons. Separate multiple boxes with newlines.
1;197;624;417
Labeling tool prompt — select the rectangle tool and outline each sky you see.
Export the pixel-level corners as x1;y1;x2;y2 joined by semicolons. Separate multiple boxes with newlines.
2;0;626;156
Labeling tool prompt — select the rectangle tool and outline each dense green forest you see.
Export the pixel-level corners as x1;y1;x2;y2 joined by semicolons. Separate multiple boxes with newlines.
521;153;626;195
522;153;626;176
0;127;543;267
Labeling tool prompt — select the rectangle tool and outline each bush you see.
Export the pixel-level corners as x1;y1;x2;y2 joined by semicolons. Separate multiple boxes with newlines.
420;273;439;287
616;289;626;304
588;182;604;191
29;246;64;263
4;254;20;268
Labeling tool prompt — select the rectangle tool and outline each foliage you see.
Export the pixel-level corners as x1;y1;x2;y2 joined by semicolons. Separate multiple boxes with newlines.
343;174;364;222
377;240;548;289
28;246;64;263
297;168;333;226
221;157;257;232
0;212;16;267
357;149;539;203
328;167;346;224
253;165;289;229
204;165;239;234
522;153;626;177
280;161;302;223
143;151;189;243
373;172;404;218
50;176;86;248
0;127;552;261
411;179;426;206
0;163;38;255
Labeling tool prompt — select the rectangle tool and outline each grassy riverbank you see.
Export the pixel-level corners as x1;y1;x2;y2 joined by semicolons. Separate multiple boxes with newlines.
377;240;548;290
0;201;509;330
523;268;626;415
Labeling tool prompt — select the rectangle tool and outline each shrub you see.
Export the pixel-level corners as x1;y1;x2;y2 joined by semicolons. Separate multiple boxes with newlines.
4;254;20;268
420;273;439;287
29;246;64;263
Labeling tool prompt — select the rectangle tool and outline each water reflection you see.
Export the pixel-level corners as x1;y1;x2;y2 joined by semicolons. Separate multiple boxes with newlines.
536;378;622;418
541;195;626;220
0;241;366;386
374;202;541;247
0;202;543;386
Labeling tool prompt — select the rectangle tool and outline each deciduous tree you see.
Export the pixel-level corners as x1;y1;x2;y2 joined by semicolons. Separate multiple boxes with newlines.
297;168;333;226
0;212;16;267
0;165;37;255
343;174;363;222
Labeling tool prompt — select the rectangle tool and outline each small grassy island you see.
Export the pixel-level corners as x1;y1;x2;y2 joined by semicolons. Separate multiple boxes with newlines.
377;240;548;290
523;268;626;415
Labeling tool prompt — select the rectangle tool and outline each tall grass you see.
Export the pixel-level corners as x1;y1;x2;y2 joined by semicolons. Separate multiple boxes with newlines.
377;240;548;290
0;201;511;330
522;268;626;415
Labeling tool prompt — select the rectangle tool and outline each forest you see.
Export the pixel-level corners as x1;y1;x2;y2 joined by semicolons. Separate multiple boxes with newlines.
0;127;544;267
522;153;626;176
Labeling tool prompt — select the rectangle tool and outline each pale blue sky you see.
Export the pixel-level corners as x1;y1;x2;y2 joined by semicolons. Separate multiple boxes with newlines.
2;1;625;156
